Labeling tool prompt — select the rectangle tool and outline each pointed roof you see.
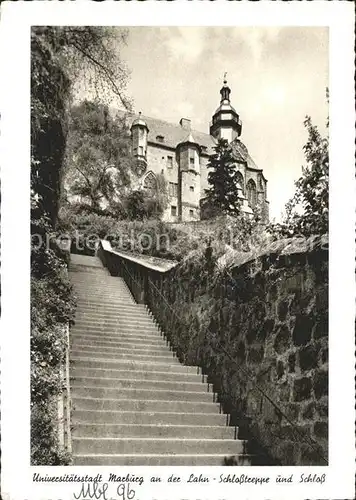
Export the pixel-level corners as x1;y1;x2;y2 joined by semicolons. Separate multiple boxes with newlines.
178;131;200;147
131;111;149;130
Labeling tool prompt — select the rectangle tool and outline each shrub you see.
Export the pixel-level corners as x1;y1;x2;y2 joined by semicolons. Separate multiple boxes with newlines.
31;202;76;465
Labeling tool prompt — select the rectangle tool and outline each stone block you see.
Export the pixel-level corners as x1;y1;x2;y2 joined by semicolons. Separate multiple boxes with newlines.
313;370;328;399
290;291;314;315
292;313;314;346
277;441;298;465
277;299;289;321
316;399;328;418
299;344;318;372
313;421;328;440
288;352;296;373
301;401;315;420
315;286;328;311
293;377;312;402
313;313;328;339
257;318;274;341
320;346;328;365
276;360;285;379
300;443;326;466
274;324;291;354
235;341;246;362
247;346;264;364
285;402;300;421
278;381;291;402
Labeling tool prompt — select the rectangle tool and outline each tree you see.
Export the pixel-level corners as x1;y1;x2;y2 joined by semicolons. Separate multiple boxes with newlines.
122;173;169;221
64;100;134;212
270;114;329;237
30;26;131;465
204;138;242;217
31;26;131;225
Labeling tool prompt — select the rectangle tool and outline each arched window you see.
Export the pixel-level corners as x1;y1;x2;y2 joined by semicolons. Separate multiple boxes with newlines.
143;171;157;196
246;179;257;209
236;171;244;195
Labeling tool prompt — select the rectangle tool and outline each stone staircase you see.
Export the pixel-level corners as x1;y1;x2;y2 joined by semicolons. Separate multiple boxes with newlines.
69;253;251;465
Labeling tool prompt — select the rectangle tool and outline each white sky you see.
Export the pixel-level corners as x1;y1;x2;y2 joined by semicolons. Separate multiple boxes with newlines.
81;26;329;221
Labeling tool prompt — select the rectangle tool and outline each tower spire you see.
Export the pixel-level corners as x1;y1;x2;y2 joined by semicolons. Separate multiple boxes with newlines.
220;73;231;103
210;75;242;141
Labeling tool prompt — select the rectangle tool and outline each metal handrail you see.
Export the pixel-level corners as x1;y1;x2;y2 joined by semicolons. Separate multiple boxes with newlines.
101;246;328;465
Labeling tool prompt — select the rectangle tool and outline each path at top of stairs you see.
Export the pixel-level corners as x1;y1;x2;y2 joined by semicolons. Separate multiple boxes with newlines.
68;253;251;466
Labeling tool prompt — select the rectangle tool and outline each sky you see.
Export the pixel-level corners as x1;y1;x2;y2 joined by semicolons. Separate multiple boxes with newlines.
82;26;329;221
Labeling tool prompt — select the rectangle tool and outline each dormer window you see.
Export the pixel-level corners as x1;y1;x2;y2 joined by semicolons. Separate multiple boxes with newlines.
201;146;207;153
156;135;164;142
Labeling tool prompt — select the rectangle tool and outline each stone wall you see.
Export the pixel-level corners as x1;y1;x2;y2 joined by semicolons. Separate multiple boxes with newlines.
146;236;328;465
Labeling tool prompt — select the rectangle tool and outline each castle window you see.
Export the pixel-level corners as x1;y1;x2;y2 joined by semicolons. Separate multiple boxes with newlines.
189;186;194;192
189;157;195;167
246;179;257;209
171;205;177;217
156;135;164;142
189;209;194;218
167;156;173;168
236;171;244;195
169;182;178;197
143;172;157;196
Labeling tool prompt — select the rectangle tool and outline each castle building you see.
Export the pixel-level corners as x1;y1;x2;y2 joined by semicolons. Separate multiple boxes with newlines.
127;78;269;223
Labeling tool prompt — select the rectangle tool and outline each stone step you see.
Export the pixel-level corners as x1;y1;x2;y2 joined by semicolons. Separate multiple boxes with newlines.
70;348;178;364
71;386;213;403
70;274;122;280
70;336;168;350
70;375;206;392
74;319;160;335
72;323;160;334
73;454;251;466
74;310;155;321
70;327;164;341
71;367;202;383
70;333;167;347
72;437;245;455
73;289;132;296
70;357;197;374
71;344;175;359
73;423;235;439
73;316;158;328
71;281;129;289
70;254;103;264
76;301;147;312
74;297;136;306
74;315;157;326
72;284;132;291
73;409;227;426
72;396;220;413
69;266;108;273
74;293;134;301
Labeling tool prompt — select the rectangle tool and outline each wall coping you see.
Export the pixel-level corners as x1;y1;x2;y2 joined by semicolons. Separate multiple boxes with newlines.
219;234;328;270
100;240;178;273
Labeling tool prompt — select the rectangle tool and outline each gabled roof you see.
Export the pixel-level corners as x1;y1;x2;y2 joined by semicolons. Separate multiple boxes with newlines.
121;111;216;153
120;111;261;171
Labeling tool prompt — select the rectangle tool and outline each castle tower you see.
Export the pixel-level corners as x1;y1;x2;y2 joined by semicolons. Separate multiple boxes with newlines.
130;112;149;176
176;132;201;222
210;76;242;143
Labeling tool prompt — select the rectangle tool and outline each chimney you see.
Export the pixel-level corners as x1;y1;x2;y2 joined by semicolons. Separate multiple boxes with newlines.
179;118;191;130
